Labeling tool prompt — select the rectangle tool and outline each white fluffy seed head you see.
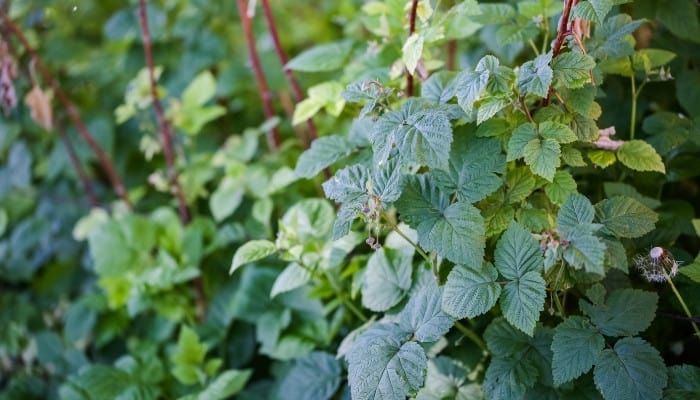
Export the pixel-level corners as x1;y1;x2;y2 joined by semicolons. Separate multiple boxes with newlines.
649;246;664;259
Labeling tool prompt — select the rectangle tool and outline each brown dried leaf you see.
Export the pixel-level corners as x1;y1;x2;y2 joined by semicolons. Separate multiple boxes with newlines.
25;84;53;131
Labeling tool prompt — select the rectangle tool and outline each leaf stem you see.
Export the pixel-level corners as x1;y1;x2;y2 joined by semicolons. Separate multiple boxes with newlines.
630;73;637;140
259;0;318;144
382;213;432;266
237;0;280;151
0;10;131;206
405;0;419;97
454;321;487;352
663;268;700;339
552;291;566;318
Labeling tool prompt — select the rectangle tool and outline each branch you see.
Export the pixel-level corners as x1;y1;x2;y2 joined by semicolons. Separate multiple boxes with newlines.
405;0;420;97
137;0;189;224
260;0;317;144
0;10;131;206
237;0;280;151
544;0;575;105
56;120;99;208
138;0;204;321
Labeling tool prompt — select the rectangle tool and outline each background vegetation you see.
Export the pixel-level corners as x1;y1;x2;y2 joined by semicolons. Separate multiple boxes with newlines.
1;0;700;399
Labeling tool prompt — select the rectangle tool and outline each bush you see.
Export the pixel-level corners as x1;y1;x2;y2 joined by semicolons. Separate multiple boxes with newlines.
1;1;700;399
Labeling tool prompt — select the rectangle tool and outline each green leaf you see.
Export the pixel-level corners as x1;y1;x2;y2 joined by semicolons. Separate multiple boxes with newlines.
617;140;665;173
361;248;413;312
442;262;501;319
171;326;208;385
323;165;370;239
500;272;546;336
292;98;323;126
595;196;658;238
230;240;276;275
495;222;544;280
507;123;539;162
581;288;658;337
432;135;505;203
270;263;312;298
347;323;426;400
552;52;596;89
572;0;614;23
656;0;700;44
544;170;577;205
665;365;700;399
593;337;667;400
402;33;424;75
371;99;452;169
588;149;616;168
539;121;577;144
523;138;560;181
182;70;218;106
563;230;606;274
417;356;482;400
286;40;353;72
517;53;553;98
295;135;354;179
557;194;596;238
454;55;495;113
396;175;485;266
61;365;136;399
399;278;455;342
210;177;244;222
278;352;341;400
551;316;605;385
186;369;252;400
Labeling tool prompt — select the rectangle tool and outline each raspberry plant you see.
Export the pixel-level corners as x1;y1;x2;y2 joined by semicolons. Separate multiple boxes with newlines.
2;1;700;399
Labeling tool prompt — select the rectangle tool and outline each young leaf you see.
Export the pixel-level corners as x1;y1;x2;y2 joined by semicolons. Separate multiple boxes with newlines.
580;288;658;337
442;262;501;319
347;323;426;400
454;55;495;113
551;316;605;385
188;369;252;400
563;230;606;275
396;175;485;267
517;53;553;98
295;135;354;179
593;337;667;400
286;40;353;72
371;99;452;169
399;278;455;342
270;263;312;298
539;121;577;144
361;248;413;312
323;165;370;239
230;240;276;275
552;52;596;89
523;138;560;181
595;196;658;238
277;352;341;400
617;140;665;173
432;135;506;203
402;33;424;75
544;170;577;205
507;123;539;161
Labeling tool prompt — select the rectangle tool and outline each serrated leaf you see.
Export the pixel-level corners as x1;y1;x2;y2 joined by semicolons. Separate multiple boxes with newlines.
372;157;404;205
595;196;658;238
295;135;354;178
399;278;455;342
483;356;538;399
563;230;606;274
323;165;370;239
372;99;452;169
552;52;596;89
557;194;596;238
588;149;616;168
286;40;353;72
362;248;413;312
403;33;424;75
500;272;546;336
544;170;577;205
495;222;544;280
347;323;427;400
572;0;614;23
454;55;497;113
506;167;536;204
593;337;667;400
581;288;658;337
617;140;665;173
396;175;485;266
190;369;252;400
517;53;553;98
665;365;700;399
442;262;501;319
551;316;605;385
278;352;341;400
523;138;561;181
432;135;506;203
507;123;539;161
230;240;276;275
539;121;577;144
270;263;312;298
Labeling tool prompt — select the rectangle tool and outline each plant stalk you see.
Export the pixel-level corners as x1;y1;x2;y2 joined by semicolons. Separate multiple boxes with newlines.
405;0;419;97
544;0;574;105
455;321;487;352
663;268;700;339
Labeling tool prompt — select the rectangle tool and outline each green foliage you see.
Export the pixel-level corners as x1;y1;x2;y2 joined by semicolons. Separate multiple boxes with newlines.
2;0;699;399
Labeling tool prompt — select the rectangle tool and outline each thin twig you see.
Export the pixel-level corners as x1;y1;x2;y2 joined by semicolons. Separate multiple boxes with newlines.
0;10;131;206
138;0;205;321
446;40;457;71
544;0;575;105
237;0;280;151
56;120;99;207
260;0;317;144
405;0;419;97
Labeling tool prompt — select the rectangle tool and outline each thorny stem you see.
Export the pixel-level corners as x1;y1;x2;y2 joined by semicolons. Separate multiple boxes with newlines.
0;10;131;206
544;0;575;105
260;0;317;144
237;0;280;151
455;321;487;352
663;268;700;339
138;0;205;321
138;0;190;225
405;0;419;97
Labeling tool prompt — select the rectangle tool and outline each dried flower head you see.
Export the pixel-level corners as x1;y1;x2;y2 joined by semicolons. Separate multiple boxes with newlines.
633;246;679;282
0;40;18;116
